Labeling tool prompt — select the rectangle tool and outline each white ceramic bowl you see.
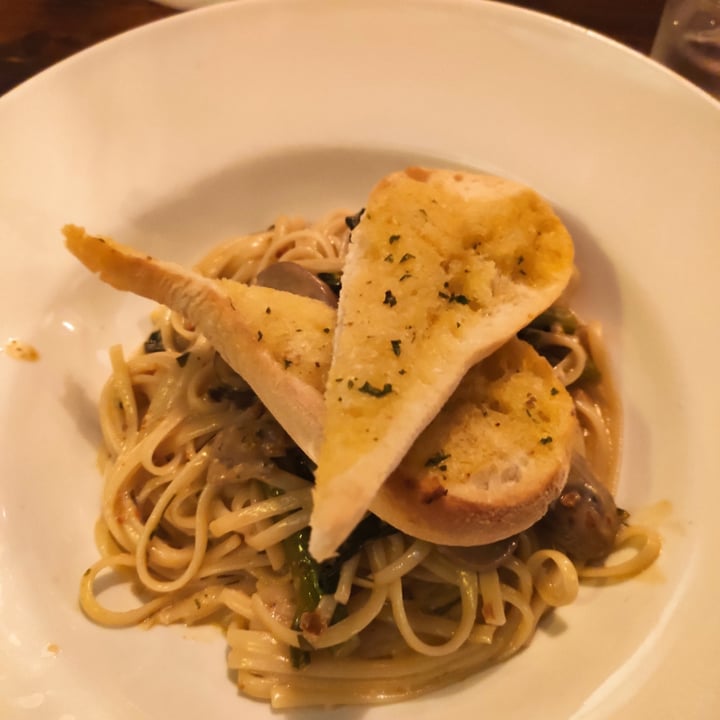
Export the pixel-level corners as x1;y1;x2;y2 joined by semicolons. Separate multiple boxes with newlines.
1;2;719;718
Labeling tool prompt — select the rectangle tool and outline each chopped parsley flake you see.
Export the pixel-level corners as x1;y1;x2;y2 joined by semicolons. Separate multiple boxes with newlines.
345;209;365;230
257;331;263;341
540;436;553;445
144;329;164;354
425;451;451;468
439;291;470;305
358;381;393;398
383;290;397;307
388;234;400;244
550;387;559;396
390;339;402;356
384;254;394;263
400;253;415;263
283;358;293;369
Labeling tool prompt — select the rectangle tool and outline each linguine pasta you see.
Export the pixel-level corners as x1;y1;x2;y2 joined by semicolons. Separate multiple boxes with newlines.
79;211;661;708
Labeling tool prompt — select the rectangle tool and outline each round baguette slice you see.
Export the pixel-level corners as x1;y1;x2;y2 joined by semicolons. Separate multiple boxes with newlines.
372;337;578;546
310;167;575;560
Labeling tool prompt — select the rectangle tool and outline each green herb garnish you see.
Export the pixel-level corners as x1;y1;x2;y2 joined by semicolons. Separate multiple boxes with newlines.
438;291;470;304
358;381;393;398
143;330;164;354
425;451;451;467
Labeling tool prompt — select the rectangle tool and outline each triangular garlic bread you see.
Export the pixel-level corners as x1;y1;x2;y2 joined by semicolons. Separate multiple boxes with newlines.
63;225;332;461
309;168;574;560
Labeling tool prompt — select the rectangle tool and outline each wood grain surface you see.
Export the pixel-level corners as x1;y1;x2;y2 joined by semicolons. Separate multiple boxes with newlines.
0;0;665;96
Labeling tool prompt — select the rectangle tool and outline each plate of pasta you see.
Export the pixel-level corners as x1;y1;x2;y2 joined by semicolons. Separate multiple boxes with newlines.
1;1;719;719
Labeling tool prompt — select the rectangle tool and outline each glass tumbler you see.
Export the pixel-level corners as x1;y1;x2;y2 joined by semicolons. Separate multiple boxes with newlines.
651;0;720;99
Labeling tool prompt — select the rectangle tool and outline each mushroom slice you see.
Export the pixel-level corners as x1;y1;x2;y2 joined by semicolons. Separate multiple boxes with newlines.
256;261;338;308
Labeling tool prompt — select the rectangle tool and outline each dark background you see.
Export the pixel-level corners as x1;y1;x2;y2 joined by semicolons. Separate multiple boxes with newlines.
0;0;666;96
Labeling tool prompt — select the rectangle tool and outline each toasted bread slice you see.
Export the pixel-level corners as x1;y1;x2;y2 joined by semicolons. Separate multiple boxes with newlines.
370;337;577;545
65;224;576;547
309;168;574;560
65;165;576;558
63;225;332;461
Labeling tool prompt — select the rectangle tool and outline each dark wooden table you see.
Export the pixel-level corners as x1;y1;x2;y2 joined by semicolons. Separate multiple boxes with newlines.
0;0;666;97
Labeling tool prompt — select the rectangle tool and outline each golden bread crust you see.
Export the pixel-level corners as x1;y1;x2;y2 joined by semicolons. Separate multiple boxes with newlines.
370;338;577;545
309;168;575;559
